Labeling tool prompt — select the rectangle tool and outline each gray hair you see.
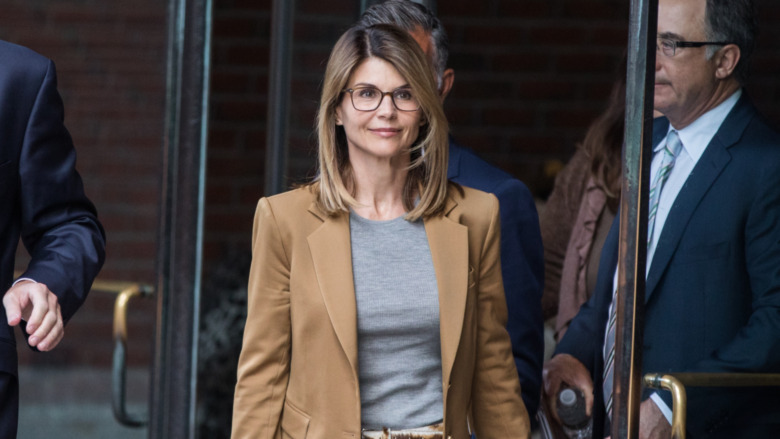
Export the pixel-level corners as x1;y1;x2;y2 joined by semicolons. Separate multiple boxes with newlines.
704;0;757;84
358;0;449;87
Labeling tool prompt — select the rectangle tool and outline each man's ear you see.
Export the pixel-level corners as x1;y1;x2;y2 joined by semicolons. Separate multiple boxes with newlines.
439;68;455;103
714;44;741;80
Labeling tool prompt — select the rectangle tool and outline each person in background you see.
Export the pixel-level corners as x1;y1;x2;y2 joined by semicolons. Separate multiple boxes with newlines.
0;39;106;438
358;1;545;426
544;0;780;437
231;24;529;439
540;69;626;343
540;61;666;342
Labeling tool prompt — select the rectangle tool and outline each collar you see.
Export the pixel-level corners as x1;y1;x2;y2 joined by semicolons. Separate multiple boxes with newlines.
660;89;742;162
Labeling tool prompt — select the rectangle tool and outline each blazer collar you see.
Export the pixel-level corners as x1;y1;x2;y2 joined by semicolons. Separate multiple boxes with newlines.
425;195;467;390
306;194;466;386
306;205;359;376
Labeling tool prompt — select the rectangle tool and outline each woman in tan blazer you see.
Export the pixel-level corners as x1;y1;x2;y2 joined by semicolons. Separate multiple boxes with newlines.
232;24;530;439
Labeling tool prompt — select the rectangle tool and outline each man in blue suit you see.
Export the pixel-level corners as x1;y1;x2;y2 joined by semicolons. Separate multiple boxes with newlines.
359;0;545;426
0;40;106;437
543;0;780;437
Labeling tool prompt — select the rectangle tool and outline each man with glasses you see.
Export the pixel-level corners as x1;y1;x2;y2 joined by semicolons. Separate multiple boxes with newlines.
543;0;780;437
358;0;545;429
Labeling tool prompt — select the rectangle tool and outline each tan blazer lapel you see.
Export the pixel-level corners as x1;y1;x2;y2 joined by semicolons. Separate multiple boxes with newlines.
307;203;359;378
425;197;469;393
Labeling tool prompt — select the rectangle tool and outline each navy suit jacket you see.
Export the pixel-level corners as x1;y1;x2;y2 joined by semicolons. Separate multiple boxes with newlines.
0;40;105;431
556;94;780;438
447;139;545;425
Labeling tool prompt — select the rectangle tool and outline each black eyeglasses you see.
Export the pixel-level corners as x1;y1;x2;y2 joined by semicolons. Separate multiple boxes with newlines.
342;86;420;112
657;36;732;57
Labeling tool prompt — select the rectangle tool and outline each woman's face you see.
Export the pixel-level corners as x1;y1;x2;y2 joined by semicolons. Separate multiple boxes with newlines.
336;57;424;168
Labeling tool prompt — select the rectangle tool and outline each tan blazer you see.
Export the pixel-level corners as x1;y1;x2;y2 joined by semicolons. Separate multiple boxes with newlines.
232;184;530;439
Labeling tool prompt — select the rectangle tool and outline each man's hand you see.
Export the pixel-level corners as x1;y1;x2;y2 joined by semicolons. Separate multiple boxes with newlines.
3;280;64;351
543;353;594;425
639;397;671;439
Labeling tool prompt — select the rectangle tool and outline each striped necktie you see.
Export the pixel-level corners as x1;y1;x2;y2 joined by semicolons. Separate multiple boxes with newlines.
602;130;683;419
647;130;684;246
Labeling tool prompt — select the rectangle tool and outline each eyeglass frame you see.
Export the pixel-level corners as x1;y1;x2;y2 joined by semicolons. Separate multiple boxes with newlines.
656;36;733;57
341;86;421;112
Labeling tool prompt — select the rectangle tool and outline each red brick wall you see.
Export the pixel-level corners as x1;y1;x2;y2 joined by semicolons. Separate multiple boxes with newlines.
4;0;779;367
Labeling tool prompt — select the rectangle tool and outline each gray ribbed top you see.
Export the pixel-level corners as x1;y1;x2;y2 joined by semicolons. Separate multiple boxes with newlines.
349;211;443;429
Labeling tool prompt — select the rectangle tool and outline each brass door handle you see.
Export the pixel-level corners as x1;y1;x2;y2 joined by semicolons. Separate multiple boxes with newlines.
110;281;154;427
643;374;687;439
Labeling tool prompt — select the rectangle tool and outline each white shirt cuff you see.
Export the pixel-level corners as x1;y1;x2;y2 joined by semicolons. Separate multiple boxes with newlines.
12;277;37;287
650;392;673;425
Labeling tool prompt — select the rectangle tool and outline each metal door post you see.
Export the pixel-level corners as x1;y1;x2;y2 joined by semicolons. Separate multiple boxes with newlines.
150;0;212;437
614;0;658;437
264;0;295;196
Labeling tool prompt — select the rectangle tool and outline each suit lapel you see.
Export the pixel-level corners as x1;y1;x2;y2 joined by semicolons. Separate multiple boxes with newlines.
645;140;731;297
646;96;754;298
425;197;469;389
307;204;359;376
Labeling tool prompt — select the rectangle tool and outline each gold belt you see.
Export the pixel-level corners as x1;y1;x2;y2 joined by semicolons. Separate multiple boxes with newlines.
361;422;444;439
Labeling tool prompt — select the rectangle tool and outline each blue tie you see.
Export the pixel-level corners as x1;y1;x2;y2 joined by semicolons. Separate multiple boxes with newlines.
602;131;683;419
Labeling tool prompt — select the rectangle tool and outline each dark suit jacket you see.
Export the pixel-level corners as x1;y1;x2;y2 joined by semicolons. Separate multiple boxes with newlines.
448;139;545;424
0;40;105;432
556;94;780;438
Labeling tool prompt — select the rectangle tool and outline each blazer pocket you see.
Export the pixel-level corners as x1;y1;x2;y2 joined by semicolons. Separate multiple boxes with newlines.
281;400;310;439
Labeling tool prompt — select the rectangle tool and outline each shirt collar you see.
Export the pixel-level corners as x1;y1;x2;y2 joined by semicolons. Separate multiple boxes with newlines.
658;89;742;162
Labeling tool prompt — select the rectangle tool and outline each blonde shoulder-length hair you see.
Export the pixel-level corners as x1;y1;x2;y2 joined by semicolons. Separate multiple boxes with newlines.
314;24;449;221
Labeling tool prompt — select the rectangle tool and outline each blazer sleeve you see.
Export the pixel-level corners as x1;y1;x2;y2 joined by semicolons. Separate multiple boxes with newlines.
17;59;105;323
492;177;544;423
232;198;292;439
471;195;531;439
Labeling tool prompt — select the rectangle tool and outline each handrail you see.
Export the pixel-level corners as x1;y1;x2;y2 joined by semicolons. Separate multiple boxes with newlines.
654;372;780;387
644;372;780;439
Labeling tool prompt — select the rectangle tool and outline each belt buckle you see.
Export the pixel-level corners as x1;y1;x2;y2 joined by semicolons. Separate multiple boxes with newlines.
361;427;389;439
389;427;442;439
361;425;443;439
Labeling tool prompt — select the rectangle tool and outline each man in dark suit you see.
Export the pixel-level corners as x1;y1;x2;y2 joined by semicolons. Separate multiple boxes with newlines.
359;0;545;426
0;40;106;437
543;0;780;437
